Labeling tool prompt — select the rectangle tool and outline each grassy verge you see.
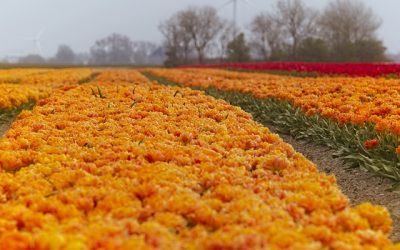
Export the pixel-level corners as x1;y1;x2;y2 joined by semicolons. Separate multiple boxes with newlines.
143;71;400;188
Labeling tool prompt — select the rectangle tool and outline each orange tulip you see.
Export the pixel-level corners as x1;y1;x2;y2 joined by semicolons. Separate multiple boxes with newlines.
364;139;380;150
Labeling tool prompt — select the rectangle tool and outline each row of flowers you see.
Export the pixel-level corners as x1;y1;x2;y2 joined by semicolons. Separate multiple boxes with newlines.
0;69;49;84
0;69;396;249
147;68;400;148
14;69;95;87
0;69;95;110
184;62;400;77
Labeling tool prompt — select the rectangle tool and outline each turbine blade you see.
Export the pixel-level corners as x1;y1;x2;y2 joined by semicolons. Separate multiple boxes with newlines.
36;40;43;55
219;0;234;10
241;0;257;7
36;27;46;39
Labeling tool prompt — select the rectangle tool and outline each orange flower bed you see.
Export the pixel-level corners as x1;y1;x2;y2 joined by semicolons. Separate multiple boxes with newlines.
94;69;151;84
0;69;95;109
0;68;48;84
18;69;95;88
0;84;50;109
0;69;48;84
0;70;397;249
147;68;400;135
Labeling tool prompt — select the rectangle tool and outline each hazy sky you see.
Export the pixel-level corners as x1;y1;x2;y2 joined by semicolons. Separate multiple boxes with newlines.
0;0;398;58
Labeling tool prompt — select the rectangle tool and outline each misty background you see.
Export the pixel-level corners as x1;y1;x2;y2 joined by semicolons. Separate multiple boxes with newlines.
1;0;399;64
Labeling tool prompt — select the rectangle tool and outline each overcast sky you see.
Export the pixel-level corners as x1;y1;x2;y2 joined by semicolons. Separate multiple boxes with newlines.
0;0;398;58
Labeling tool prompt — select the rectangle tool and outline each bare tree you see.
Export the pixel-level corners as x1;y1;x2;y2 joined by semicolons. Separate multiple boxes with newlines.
160;6;224;64
176;10;195;63
54;45;76;65
319;0;382;61
250;12;283;60
182;6;224;63
159;14;193;66
159;15;181;66
276;0;319;59
146;46;166;65
131;41;158;65
90;33;134;65
18;54;47;65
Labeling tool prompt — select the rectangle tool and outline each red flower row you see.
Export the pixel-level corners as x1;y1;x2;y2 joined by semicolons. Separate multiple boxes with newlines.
184;62;400;77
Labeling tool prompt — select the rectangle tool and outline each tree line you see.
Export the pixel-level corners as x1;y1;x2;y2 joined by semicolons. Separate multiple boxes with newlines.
16;34;165;66
160;0;386;66
9;0;386;66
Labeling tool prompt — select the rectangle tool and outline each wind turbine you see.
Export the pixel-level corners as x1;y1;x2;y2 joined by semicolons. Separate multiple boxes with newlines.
24;28;46;55
220;0;255;34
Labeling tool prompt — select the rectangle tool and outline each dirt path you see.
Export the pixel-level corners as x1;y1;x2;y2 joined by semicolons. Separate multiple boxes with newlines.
271;129;400;242
0;103;35;137
0;115;16;137
0;121;13;136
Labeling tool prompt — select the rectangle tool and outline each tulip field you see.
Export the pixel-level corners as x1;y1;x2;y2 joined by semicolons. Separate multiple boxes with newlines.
0;68;400;249
146;68;400;182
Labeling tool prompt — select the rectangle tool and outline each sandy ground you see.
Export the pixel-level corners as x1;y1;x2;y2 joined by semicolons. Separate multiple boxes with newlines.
274;130;400;242
0;116;15;137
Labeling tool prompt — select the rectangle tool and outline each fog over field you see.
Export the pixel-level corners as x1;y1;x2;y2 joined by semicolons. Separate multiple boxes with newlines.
0;0;399;58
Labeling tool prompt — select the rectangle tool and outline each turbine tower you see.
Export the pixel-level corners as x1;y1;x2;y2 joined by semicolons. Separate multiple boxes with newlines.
24;28;46;55
221;0;254;34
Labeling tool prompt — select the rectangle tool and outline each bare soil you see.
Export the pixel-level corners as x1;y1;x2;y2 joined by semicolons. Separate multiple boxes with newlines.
0;117;15;137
